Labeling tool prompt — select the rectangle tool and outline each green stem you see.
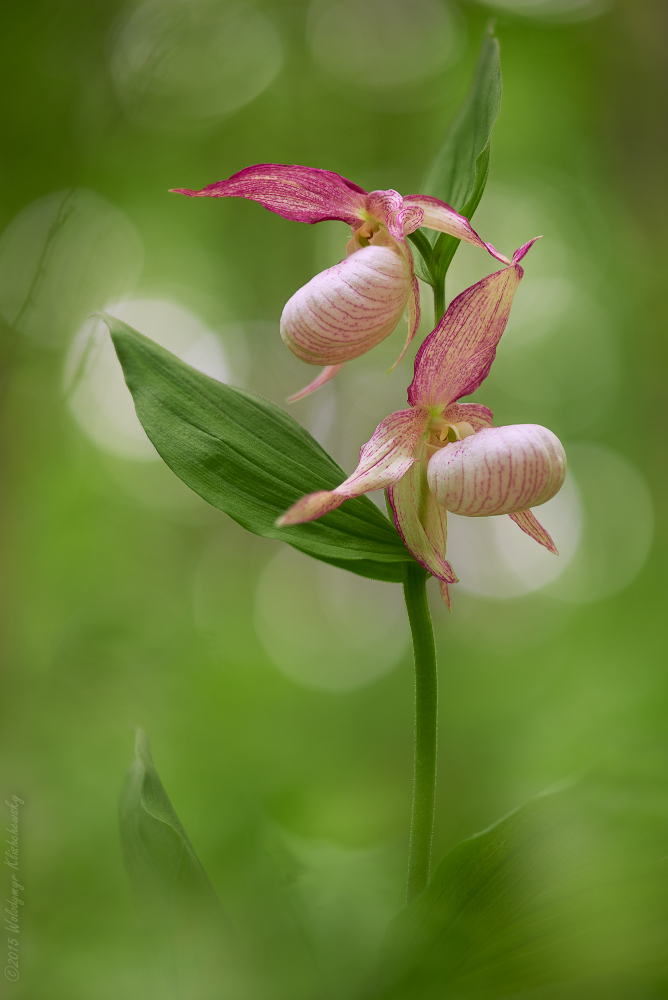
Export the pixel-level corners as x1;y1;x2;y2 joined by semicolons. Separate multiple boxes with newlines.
402;562;438;903
432;282;446;326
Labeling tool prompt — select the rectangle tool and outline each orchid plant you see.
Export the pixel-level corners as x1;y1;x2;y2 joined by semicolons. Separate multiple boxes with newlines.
173;164;510;399
277;239;564;608
109;26;577;994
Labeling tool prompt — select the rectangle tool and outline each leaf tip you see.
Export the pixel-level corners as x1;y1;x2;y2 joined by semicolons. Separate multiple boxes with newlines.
133;727;152;767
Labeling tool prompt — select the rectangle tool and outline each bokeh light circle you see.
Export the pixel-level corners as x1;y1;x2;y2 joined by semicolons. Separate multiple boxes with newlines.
544;444;654;603
255;547;409;692
307;0;461;89
445;443;653;604
65;299;233;461
473;0;612;22
0;189;143;348
110;0;283;130
447;471;583;599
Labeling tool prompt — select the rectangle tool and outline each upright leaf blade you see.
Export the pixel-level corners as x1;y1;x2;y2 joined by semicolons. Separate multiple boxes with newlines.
421;25;502;283
120;731;235;997
119;729;223;915
104;315;416;582
423;23;502;218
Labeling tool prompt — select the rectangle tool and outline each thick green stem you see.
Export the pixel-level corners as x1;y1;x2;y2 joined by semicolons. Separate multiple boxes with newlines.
432;283;446;326
402;562;438;903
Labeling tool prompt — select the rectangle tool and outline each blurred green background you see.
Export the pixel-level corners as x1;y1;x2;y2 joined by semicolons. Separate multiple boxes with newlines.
1;0;667;996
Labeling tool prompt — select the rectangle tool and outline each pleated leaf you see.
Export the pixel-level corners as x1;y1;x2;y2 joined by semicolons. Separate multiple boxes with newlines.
104;315;416;582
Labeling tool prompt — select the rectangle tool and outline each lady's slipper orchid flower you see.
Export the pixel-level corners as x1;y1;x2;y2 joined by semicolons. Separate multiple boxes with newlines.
173;164;513;399
276;240;567;607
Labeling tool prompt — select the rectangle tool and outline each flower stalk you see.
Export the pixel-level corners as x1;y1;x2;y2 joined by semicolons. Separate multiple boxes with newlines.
407;229;461;327
403;561;438;903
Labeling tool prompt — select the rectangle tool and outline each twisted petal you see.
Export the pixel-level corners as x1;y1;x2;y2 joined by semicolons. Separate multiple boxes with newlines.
387;242;421;372
438;580;452;611
427;424;566;517
366;189;403;223
277;408;428;526
280;245;412;366
364;190;424;241
509;510;558;555
172;164;367;228
512;238;542;264
387;459;457;591
286;365;345;403
402;194;511;264
443;402;493;432
408;257;529;410
404;269;421;357
396;204;424;237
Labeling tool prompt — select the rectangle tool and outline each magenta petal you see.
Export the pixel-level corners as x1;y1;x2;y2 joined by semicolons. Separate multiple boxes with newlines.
402;194;510;264
442;402;493;432
280;245;412;366
408;261;525;409
396;204;424;236
509;510;558;555
405;270;421;355
365;189;403;222
439;580;452;611
366;190;407;240
276;408;429;526
512;237;542;264
333;408;427;494
387;460;457;585
427;424;567;517
286;365;345;403
171;164;367;227
277;491;346;525
364;191;423;241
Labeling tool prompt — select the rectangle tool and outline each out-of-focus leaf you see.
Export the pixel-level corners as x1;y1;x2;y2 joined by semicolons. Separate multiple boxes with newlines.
119;729;223;916
120;731;234;998
378;777;668;999
423;23;501;218
104;315;416;582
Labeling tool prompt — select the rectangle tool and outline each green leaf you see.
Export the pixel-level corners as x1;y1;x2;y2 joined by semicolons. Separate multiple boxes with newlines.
119;731;234;995
119;729;223;917
378;778;668;999
423;22;501;218
420;24;502;284
103;315;416;583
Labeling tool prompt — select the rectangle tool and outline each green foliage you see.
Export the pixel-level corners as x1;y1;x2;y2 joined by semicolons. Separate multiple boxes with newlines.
119;729;222;915
423;23;501;217
104;315;416;583
120;731;233;998
412;24;502;290
378;778;668;999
